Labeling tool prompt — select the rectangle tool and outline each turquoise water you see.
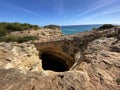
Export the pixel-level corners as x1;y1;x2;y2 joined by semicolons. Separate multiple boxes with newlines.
61;24;102;35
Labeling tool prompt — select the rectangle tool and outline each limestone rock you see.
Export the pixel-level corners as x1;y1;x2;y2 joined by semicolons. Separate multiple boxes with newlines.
110;41;120;53
0;42;42;73
7;28;63;38
0;31;120;90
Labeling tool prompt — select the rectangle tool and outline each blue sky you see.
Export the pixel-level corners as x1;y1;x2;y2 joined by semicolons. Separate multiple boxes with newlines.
0;0;120;26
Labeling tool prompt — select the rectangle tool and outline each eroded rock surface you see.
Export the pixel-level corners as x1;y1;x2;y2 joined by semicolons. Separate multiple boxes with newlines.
0;42;42;73
0;29;120;90
7;28;62;38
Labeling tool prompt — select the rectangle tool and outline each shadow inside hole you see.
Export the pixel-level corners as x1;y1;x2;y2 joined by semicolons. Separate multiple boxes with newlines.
41;53;69;72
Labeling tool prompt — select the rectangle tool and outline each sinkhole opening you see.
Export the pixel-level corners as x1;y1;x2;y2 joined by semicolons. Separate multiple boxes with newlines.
41;53;69;72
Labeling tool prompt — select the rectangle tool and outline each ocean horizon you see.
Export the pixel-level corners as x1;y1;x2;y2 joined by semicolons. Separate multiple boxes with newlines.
61;24;102;35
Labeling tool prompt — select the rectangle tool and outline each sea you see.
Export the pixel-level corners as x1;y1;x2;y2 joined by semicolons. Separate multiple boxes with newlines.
61;24;102;35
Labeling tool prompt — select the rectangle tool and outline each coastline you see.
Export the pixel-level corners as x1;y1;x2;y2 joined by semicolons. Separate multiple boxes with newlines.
61;24;102;35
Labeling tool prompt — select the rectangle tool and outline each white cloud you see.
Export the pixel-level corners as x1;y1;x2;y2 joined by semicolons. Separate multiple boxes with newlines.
0;1;40;17
82;7;120;20
75;0;119;17
74;7;120;25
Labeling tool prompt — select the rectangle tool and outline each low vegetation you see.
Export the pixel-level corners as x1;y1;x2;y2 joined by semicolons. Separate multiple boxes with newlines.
44;25;60;30
92;27;97;31
92;24;116;31
0;22;40;37
98;24;115;30
0;36;38;43
0;22;62;43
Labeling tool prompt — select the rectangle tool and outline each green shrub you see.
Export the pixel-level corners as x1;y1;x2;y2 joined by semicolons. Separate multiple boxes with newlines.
98;24;115;29
0;36;20;42
18;36;38;43
0;36;38;43
0;22;41;32
0;29;7;37
6;23;23;31
92;27;97;31
0;23;8;37
44;25;60;30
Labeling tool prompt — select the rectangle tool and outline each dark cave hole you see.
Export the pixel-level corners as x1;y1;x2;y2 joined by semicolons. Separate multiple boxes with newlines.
41;53;69;72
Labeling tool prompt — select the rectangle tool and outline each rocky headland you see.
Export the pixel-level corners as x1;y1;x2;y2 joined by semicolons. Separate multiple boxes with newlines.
0;24;120;90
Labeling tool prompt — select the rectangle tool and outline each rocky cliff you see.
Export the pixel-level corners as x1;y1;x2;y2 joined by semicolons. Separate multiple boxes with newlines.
7;28;62;38
0;27;120;90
